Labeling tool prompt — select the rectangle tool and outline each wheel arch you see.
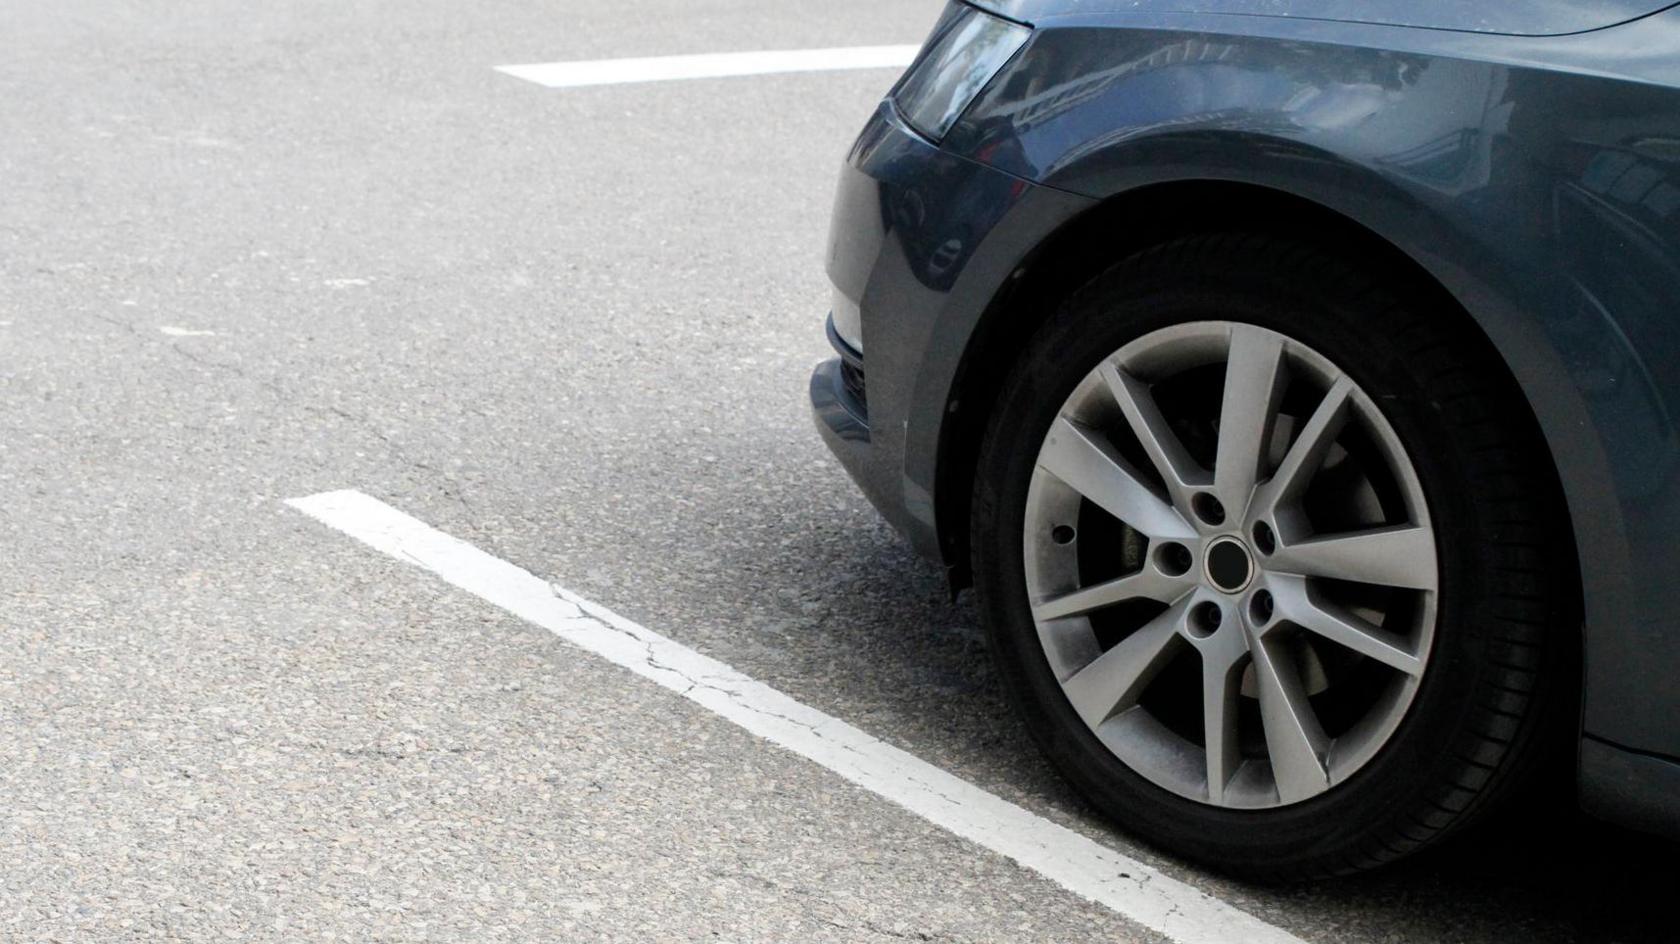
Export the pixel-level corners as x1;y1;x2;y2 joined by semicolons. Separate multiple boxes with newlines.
935;178;1588;683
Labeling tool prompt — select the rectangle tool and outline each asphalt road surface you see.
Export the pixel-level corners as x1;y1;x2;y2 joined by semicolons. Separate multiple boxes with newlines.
2;1;1676;941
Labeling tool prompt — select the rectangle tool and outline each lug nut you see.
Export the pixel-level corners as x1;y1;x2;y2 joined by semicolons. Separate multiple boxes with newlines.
1189;601;1224;638
1156;541;1192;576
1192;492;1226;526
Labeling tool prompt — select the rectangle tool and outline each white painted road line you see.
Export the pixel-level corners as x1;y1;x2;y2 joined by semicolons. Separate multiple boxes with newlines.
287;489;1307;944
494;45;920;88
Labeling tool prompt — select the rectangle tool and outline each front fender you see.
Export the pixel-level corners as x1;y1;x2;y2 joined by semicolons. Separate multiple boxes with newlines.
946;20;1680;760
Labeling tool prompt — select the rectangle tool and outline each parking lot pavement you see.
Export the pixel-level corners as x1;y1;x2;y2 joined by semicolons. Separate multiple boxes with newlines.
1;0;1676;941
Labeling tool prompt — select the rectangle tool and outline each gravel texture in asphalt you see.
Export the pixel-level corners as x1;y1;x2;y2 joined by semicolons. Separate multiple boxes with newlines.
1;1;1675;941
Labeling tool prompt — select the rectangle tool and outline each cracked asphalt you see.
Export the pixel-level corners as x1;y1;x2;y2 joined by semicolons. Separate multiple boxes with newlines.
2;0;1676;941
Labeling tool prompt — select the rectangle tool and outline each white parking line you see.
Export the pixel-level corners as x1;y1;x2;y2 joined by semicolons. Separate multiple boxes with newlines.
494;45;919;88
287;489;1306;944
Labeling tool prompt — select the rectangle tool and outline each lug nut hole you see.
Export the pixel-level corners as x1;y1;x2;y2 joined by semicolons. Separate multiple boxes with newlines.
1051;525;1076;546
1189;601;1224;638
1249;589;1275;625
1192;492;1226;526
1253;521;1276;555
1155;541;1192;577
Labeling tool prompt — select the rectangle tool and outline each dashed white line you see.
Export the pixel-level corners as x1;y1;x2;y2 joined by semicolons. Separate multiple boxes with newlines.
494;45;919;89
287;488;1307;944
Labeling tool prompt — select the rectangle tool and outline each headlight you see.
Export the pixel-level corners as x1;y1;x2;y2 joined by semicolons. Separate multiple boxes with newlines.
892;3;1031;143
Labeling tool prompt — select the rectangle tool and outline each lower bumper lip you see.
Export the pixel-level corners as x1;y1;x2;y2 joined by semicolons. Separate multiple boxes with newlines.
819;312;868;434
810;357;868;442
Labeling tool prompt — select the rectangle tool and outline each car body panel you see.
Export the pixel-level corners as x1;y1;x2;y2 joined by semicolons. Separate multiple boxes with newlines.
813;4;1680;832
972;0;1678;37
1581;736;1680;836
823;102;1095;558
938;10;1680;770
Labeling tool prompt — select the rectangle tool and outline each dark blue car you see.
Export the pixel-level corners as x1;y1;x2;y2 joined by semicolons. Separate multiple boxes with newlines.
811;0;1680;877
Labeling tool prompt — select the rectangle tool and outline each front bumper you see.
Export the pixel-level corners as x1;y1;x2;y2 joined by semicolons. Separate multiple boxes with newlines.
808;101;1094;564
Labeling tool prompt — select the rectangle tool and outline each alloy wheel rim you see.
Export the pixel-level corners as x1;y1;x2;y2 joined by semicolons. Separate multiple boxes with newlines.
1022;322;1438;809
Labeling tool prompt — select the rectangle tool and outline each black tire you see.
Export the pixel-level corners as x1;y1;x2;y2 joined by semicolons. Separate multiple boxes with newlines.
970;233;1574;880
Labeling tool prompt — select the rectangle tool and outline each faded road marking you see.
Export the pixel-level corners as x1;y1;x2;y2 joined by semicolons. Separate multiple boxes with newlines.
287;489;1306;944
495;45;919;89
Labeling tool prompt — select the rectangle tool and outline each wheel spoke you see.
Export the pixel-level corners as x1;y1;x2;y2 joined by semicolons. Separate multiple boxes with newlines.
1254;376;1354;514
1038;418;1194;540
1249;634;1330;803
1268;575;1424;676
1199;631;1247;804
1269;523;1437;592
1060;597;1190;728
1033;566;1191;622
1214;327;1289;513
1100;361;1208;515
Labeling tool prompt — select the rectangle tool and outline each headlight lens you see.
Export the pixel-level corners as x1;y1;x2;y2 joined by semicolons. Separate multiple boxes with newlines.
892;4;1031;143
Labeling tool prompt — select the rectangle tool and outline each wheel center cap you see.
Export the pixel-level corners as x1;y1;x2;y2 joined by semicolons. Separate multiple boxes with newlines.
1205;538;1255;594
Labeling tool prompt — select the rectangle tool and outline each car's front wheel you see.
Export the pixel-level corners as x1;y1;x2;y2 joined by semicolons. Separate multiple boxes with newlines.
970;234;1571;879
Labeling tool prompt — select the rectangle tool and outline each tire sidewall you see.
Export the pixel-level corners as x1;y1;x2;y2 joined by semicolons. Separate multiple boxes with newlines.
972;247;1520;873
